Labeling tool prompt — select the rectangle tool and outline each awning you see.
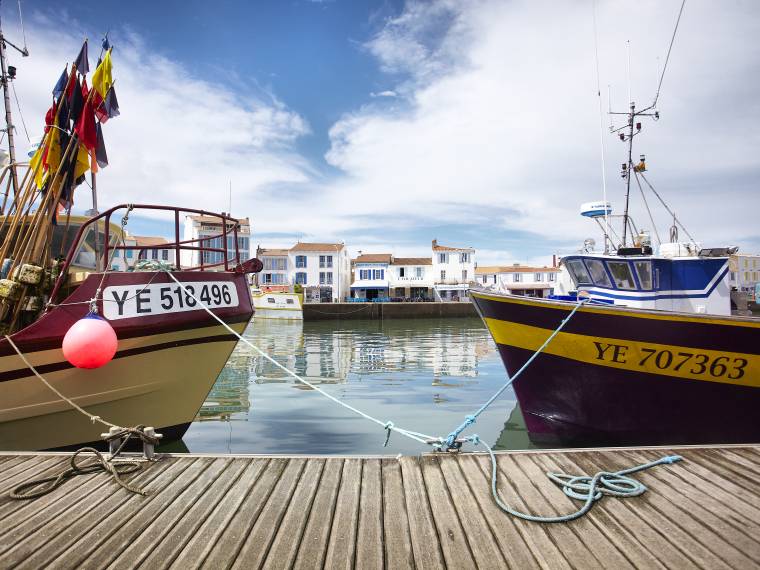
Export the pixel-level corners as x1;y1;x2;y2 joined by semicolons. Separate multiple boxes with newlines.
351;285;389;289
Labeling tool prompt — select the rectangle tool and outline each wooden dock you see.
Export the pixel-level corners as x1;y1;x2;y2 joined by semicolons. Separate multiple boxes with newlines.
1;445;759;568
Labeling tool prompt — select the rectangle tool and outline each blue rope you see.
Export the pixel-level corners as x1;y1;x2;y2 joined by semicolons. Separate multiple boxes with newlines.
471;436;683;523
441;298;589;450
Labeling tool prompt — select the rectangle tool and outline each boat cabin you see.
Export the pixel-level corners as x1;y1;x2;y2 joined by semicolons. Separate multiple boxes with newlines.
553;249;731;315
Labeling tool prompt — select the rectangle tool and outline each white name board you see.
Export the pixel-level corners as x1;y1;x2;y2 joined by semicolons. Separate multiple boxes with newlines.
103;281;238;320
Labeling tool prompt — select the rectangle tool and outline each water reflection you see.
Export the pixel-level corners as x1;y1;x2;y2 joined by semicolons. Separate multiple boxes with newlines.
184;317;526;455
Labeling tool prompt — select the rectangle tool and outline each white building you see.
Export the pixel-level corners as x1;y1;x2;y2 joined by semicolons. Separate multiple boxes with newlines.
351;253;392;300
388;257;433;300
475;264;559;297
181;215;251;270
431;239;476;301
729;253;760;299
255;247;290;291
289;242;350;302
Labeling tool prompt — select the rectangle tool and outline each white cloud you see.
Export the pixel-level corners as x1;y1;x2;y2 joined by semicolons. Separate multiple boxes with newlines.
9;12;312;231
370;90;397;98
322;0;760;262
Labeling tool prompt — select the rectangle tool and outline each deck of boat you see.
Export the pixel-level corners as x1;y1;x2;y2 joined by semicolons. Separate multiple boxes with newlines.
1;445;759;568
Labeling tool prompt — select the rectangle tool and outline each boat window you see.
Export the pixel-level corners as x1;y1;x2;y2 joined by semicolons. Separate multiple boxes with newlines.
267;297;275;304
565;259;592;285
286;298;294;304
634;261;653;289
606;261;637;289
584;259;612;287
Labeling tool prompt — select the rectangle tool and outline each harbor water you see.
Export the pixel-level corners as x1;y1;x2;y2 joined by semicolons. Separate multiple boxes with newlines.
171;316;533;455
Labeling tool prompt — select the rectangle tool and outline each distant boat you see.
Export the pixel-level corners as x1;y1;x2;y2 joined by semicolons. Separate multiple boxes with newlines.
251;289;303;320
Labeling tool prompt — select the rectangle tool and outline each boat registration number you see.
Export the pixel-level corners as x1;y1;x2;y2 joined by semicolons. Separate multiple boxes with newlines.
102;281;239;320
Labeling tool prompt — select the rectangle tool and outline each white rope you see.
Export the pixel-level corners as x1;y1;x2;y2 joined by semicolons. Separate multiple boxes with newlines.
4;334;118;429
164;271;437;446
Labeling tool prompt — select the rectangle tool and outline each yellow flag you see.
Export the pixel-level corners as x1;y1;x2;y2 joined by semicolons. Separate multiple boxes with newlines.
45;121;61;173
74;143;90;180
92;49;113;99
29;144;47;190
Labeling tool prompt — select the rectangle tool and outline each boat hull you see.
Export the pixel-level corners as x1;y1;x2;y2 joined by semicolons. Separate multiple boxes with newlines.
471;290;760;446
0;271;253;451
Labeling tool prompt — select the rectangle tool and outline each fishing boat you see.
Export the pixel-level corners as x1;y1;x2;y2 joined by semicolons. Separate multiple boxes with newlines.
471;39;760;447
0;29;258;450
251;288;303;320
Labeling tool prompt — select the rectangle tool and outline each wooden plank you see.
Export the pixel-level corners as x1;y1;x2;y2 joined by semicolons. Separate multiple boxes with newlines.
34;458;204;570
529;452;666;570
399;456;445;570
455;455;545;569
354;459;384;570
419;455;477;569
436;455;509;569
571;450;737;570
6;457;187;570
259;459;326;570
689;449;760;490
379;459;415;570
168;459;271;569
200;458;288;568
322;458;362;570
486;453;604;569
109;458;249;569
0;456;80;521
518;452;635;569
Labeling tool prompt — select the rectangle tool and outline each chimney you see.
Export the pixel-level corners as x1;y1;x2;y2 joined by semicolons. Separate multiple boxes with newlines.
552;254;557;267
432;239;437;248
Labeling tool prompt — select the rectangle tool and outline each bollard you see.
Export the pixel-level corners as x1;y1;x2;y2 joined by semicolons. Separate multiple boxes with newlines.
142;427;163;460
100;426;122;456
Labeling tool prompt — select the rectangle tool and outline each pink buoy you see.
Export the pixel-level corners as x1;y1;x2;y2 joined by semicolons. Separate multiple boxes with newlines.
62;313;118;369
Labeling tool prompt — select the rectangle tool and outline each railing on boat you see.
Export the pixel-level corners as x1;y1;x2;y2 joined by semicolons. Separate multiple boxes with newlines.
50;204;244;301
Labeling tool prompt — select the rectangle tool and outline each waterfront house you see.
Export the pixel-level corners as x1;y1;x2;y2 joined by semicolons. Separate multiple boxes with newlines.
255;247;290;291
388;257;434;300
350;253;392;301
729;253;760;299
181;215;251;270
289;242;350;302
431;239;476;301
475;263;559;297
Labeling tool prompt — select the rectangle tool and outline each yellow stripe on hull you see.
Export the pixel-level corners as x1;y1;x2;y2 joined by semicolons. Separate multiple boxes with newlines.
485;317;759;388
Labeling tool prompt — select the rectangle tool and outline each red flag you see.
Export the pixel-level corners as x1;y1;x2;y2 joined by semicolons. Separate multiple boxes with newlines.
44;102;55;133
75;97;97;150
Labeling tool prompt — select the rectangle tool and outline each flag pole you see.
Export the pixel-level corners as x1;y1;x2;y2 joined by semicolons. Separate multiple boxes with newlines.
0;12;19;202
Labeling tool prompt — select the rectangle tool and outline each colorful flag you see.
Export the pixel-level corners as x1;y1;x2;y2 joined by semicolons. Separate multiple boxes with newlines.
101;34;110;51
45;118;62;173
74;142;90;181
95;123;108;168
52;67;68;99
73;40;89;75
92;49;113;99
68;76;83;125
29;143;47;190
104;86;119;119
75;95;97;151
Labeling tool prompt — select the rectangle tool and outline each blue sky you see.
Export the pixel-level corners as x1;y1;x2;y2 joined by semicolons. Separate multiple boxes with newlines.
7;1;760;264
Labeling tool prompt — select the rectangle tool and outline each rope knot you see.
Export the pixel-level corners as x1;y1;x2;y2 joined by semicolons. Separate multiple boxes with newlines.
383;421;394;447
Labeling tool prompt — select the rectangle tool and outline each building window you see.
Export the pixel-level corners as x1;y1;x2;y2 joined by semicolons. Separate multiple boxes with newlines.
319;255;333;268
548;273;556;282
460;253;470;263
440;270;446;280
263;273;272;284
493;275;498;284
320;272;333;285
295;272;307;284
399;267;405;277
125;249;133;259
359;269;371;280
295;255;307;268
438;253;448;263
416;267;424;278
151;249;158;260
513;273;522;283
161;250;169;261
263;257;287;271
462;270;468;280
534;273;543;282
373;269;384;280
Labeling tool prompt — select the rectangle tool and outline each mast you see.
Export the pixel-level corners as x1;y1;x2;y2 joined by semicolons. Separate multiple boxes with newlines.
621;102;635;247
0;12;18;200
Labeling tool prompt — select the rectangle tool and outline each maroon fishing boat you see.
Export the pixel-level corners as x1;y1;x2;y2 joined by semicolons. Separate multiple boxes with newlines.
0;204;258;450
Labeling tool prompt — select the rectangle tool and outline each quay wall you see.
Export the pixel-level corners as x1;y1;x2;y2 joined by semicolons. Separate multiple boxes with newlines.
303;301;477;320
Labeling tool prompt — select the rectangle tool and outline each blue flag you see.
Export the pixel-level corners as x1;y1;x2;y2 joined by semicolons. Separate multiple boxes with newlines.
52;67;67;99
102;35;110;51
74;40;89;75
104;86;119;119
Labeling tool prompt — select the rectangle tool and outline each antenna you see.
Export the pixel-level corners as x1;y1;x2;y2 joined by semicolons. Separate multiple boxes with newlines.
592;0;611;252
652;0;687;107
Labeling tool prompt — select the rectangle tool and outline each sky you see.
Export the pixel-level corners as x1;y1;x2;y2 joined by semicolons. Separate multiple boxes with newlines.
3;0;759;265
